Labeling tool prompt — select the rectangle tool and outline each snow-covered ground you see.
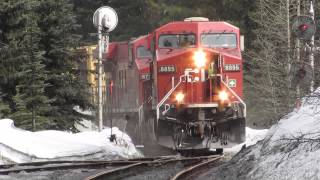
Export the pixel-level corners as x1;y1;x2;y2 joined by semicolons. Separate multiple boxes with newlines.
201;89;320;180
0;119;142;165
224;127;268;154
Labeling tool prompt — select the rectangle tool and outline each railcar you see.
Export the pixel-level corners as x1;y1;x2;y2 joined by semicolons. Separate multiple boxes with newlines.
104;17;246;152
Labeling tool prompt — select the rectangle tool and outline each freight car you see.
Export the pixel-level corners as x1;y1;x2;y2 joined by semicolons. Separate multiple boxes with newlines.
104;17;246;152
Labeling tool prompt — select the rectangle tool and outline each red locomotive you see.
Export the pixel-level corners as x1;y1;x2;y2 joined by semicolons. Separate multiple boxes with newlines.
104;17;246;152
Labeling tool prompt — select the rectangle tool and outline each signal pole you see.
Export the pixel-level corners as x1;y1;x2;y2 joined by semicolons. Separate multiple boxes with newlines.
97;14;103;131
310;0;315;92
93;7;118;131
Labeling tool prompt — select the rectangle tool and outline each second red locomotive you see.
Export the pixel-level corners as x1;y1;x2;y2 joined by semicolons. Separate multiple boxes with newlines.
103;17;246;151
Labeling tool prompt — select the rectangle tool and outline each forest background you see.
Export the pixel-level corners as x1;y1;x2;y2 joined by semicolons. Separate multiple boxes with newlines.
0;0;319;131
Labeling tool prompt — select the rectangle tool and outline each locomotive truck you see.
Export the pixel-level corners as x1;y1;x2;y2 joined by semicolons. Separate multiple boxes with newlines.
103;17;246;152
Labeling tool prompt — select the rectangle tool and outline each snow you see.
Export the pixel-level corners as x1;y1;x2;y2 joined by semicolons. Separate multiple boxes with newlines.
73;106;93;116
73;106;98;131
224;127;268;154
202;87;320;180
0;119;142;165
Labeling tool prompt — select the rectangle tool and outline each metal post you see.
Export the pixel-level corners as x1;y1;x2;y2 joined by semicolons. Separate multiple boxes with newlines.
310;0;315;92
98;13;103;131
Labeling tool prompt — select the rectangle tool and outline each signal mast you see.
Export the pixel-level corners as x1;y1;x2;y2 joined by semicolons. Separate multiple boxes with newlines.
93;7;118;131
292;1;316;93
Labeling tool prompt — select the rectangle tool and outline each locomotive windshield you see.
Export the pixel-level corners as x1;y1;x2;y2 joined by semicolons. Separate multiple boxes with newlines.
201;33;237;48
137;46;152;58
158;34;195;48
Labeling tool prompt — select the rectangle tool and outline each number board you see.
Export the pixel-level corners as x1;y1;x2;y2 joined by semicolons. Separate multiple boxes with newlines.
159;65;176;73
140;73;151;80
224;64;240;72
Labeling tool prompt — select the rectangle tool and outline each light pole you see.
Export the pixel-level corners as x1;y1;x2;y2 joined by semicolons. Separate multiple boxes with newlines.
93;6;118;131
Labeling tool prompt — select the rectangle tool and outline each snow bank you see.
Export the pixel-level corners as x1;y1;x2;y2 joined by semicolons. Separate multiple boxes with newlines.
207;88;320;180
0;119;141;164
224;127;268;154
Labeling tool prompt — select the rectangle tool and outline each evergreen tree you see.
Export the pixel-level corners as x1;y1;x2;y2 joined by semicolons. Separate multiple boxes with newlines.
106;0;152;40
0;1;23;113
37;0;92;131
72;0;102;44
0;41;10;119
0;90;10;119
0;0;52;130
11;1;51;130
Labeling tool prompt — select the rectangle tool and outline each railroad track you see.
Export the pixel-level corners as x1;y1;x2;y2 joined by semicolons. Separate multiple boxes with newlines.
0;155;223;179
0;157;166;175
85;155;223;180
171;155;222;180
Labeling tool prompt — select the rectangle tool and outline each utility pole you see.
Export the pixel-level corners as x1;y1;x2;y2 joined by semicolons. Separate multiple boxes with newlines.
93;7;118;131
310;0;315;93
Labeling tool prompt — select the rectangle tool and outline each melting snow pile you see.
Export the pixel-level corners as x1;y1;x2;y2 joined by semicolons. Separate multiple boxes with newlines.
0;119;141;165
207;88;320;180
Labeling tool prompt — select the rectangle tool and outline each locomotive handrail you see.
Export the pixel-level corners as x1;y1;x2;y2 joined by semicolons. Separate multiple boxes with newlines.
156;74;187;121
156;73;246;122
159;76;178;100
216;75;247;118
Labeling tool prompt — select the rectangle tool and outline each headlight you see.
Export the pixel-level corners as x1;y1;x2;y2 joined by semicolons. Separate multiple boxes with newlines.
193;50;207;68
218;91;229;101
175;92;185;103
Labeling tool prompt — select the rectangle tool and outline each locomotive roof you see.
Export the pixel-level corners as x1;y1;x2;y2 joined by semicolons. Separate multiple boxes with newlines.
154;21;239;34
130;34;149;44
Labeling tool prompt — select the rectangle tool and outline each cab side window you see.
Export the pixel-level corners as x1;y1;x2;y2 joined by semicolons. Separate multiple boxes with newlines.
137;46;152;58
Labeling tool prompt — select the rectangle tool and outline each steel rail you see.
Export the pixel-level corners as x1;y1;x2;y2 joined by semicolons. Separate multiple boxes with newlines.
0;160;110;169
170;155;223;180
0;156;168;175
0;156;176;175
84;155;221;180
84;162;144;180
0;157;164;169
0;161;148;175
